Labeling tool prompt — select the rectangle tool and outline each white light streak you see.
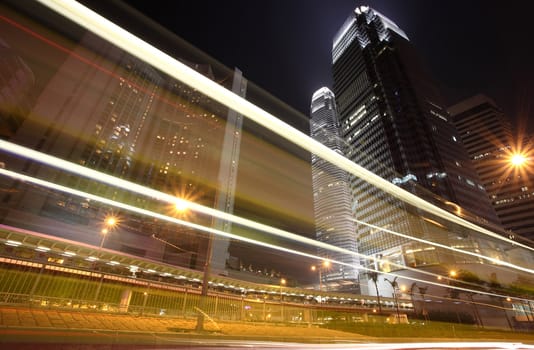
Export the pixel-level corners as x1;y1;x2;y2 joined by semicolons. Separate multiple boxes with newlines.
0;167;336;271
352;218;534;275
33;0;534;257
0;167;523;302
0;163;477;285
342;343;534;350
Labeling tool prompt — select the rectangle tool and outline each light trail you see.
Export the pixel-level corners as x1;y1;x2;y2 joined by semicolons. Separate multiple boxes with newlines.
0;167;526;303
0;168;317;266
1;139;533;282
34;0;534;256
0;140;457;281
352;218;534;275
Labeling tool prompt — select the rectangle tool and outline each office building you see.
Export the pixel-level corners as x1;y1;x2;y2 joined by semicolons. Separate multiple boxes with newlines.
330;6;499;280
0;30;240;271
449;94;534;243
310;87;359;289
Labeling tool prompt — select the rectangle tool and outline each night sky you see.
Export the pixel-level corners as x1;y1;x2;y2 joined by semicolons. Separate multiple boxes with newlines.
118;0;534;135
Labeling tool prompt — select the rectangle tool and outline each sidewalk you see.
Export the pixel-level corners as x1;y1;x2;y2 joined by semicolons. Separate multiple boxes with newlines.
0;305;372;342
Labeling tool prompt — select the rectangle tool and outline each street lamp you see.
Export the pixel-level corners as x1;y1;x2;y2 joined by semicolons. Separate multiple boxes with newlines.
280;278;286;300
510;153;527;166
311;260;330;292
174;198;189;213
99;215;117;249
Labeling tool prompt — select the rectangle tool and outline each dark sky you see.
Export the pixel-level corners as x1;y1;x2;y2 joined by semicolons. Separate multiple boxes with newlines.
119;0;534;135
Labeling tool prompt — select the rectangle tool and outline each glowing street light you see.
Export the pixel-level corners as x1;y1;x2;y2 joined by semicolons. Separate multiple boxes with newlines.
510;153;527;167
105;216;117;227
280;277;286;300
311;260;331;292
174;198;189;212
100;215;118;249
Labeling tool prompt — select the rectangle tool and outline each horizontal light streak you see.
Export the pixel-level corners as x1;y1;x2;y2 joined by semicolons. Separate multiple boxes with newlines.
352;218;534;275
0;141;432;278
0;167;338;269
0;168;522;302
2;136;533;284
346;343;534;350
36;0;534;256
4;145;506;295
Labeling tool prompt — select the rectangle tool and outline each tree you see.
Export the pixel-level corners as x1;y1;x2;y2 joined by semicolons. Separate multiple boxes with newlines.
366;271;382;313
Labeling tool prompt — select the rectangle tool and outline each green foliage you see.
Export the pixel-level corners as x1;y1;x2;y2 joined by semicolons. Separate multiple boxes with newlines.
456;270;483;285
508;283;534;296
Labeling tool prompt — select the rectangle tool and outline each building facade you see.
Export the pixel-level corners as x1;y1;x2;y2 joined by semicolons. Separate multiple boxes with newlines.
310;87;359;289
330;6;499;284
449;94;534;244
0;30;237;271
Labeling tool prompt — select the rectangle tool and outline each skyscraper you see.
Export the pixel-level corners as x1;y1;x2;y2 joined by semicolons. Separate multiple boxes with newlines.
310;87;359;289
449;94;534;244
331;6;499;277
0;29;238;271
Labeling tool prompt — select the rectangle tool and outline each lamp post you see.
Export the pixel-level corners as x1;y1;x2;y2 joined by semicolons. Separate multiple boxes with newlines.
172;198;212;333
280;278;286;300
280;278;286;322
195;231;212;332
99;215;117;250
311;260;330;292
94;215;117;300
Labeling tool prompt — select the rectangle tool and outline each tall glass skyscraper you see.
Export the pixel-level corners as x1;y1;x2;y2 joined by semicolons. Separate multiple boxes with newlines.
449;94;534;244
331;6;499;276
310;87;359;289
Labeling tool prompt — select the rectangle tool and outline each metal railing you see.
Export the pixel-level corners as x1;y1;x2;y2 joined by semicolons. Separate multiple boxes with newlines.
0;260;405;325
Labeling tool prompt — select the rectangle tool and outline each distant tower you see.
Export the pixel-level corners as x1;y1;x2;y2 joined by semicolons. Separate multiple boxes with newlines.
331;6;499;273
449;94;534;244
310;87;359;289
